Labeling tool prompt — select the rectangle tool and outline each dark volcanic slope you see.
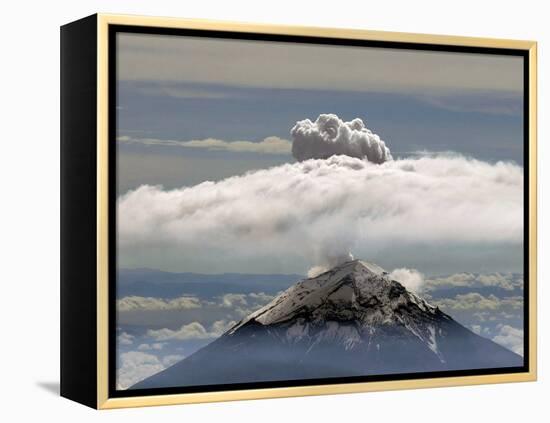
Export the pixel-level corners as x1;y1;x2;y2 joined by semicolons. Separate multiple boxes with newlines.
132;260;522;389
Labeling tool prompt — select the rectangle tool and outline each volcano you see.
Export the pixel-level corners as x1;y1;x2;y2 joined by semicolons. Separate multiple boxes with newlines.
131;260;522;389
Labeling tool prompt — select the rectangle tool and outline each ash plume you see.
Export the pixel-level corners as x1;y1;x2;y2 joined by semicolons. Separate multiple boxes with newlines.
291;114;392;163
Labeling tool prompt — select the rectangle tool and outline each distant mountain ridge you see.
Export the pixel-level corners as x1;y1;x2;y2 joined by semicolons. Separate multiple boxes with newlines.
118;268;302;298
132;260;523;390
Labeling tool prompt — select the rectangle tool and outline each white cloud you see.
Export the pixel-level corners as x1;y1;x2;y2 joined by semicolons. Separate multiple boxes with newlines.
424;272;521;291
147;320;236;341
477;274;517;290
220;293;248;308
493;325;524;356
217;292;277;317
117;332;135;345
307;252;355;278
118;135;291;155
211;320;236;336
469;324;491;336
389;268;425;293
291;114;391;163
162;354;185;367
434;293;523;311
117;351;165;390
470;324;482;335
147;322;210;341
248;292;276;303
117;295;202;311
117;350;187;389
116;292;276;330
426;273;475;288
119;154;523;272
307;266;328;278
137;342;165;351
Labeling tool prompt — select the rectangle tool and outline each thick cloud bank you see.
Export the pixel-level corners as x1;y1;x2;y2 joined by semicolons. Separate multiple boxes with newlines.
389;268;425;293
291;114;392;163
118;154;522;272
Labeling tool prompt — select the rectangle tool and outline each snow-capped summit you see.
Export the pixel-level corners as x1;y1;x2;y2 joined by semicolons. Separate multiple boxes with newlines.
226;259;446;361
132;260;523;390
231;260;436;332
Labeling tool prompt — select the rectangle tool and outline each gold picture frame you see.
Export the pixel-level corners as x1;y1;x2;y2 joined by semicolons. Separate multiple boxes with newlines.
60;13;537;409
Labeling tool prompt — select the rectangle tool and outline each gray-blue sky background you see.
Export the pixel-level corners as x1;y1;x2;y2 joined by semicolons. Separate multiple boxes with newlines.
115;32;525;389
116;32;524;276
117;33;523;192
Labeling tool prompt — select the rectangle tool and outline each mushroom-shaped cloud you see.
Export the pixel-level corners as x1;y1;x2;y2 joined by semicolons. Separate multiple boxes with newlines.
291;114;392;164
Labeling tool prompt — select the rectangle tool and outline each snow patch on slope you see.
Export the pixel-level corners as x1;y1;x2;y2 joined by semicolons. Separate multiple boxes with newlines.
230;260;438;337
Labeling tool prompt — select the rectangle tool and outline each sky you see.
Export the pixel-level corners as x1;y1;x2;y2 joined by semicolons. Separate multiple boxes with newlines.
114;32;526;389
116;31;524;277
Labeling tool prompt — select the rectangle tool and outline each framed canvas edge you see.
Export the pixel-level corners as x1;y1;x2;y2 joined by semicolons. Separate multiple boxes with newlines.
94;13;538;409
98;372;536;410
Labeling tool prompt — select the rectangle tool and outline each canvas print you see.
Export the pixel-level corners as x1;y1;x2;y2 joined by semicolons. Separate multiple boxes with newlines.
114;32;525;391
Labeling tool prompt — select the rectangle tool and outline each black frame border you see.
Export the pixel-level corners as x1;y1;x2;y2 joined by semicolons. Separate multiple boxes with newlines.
107;24;530;399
